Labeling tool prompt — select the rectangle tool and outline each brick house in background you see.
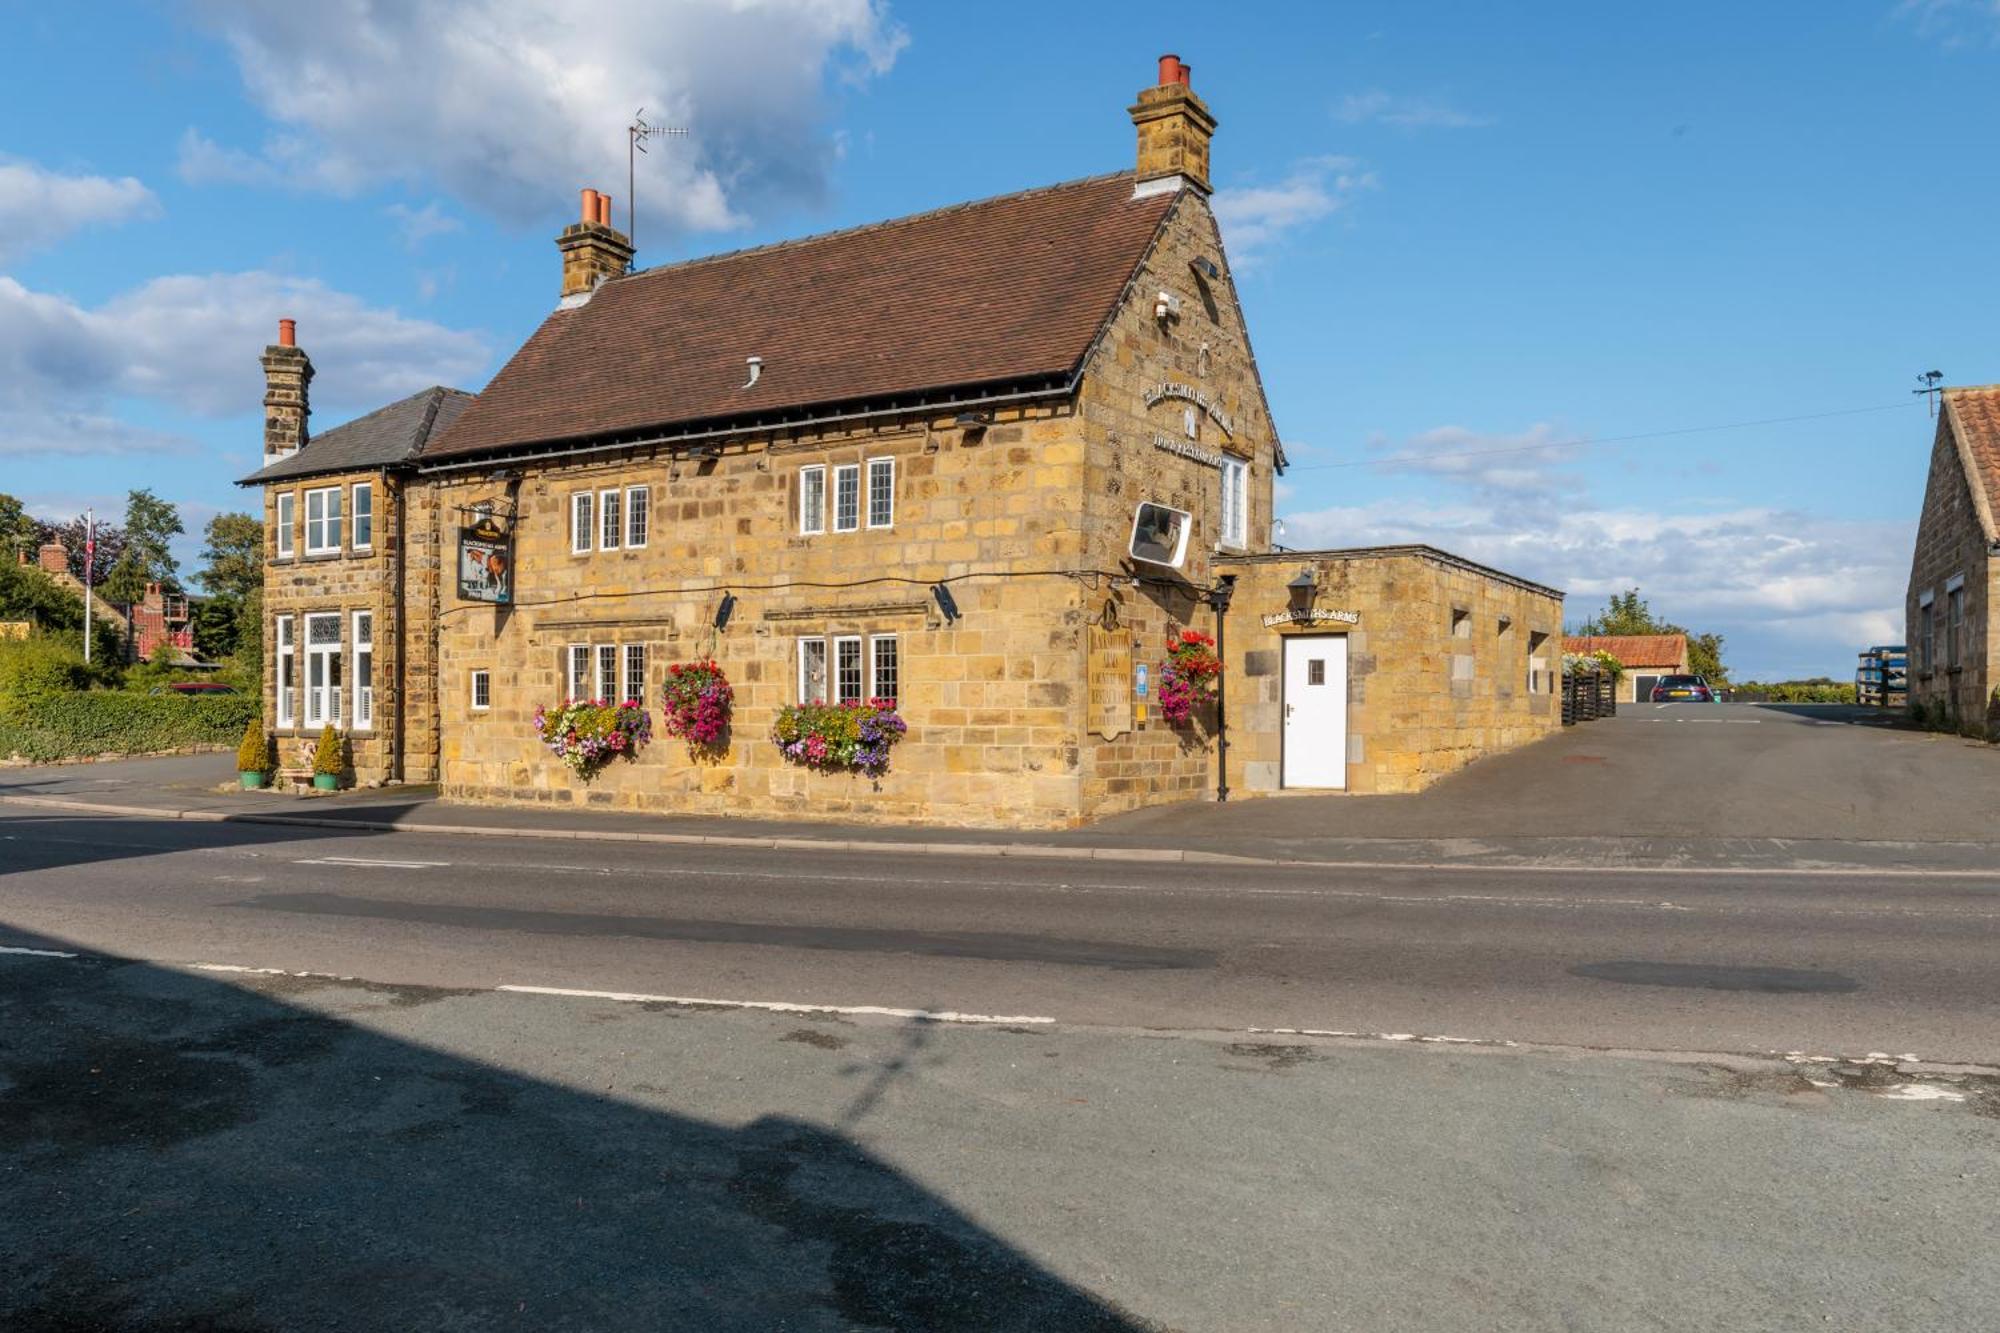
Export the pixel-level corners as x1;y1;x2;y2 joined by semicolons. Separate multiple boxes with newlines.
1906;385;2000;725
1562;633;1690;703
240;55;1566;820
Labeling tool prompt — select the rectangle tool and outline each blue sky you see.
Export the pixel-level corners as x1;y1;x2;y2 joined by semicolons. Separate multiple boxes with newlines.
3;1;1996;677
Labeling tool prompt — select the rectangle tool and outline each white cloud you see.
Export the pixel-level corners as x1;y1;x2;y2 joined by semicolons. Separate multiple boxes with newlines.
0;271;489;464
1895;0;2000;47
0;158;159;263
385;201;464;250
1212;156;1376;263
180;0;909;235
1334;90;1490;130
1367;423;1583;500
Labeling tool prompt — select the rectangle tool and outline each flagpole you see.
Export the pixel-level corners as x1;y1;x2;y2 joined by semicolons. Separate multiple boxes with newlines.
83;508;94;665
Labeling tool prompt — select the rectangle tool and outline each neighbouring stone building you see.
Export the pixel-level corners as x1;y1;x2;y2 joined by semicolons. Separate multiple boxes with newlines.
1905;385;2000;726
241;55;1565;823
1562;633;1690;703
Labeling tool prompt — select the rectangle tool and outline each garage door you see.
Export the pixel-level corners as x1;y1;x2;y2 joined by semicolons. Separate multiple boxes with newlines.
1632;673;1661;702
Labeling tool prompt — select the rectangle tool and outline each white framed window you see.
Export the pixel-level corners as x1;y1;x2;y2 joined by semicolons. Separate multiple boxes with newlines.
799;466;826;534
869;635;899;704
570;492;594;554
275;615;295;727
624;643;646;705
471;670;491;711
352;482;374;551
833;464;861;533
304;612;342;726
625;486;649;548
834;634;864;704
1219;457;1248;549
866;457;895;529
798;638;828;704
275;493;295;560
567;644;590;701
352;610;374;730
599;489;622;551
596;644;618;704
305;487;343;555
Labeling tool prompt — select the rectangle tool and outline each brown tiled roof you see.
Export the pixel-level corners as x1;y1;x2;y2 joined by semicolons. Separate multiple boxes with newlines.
1943;385;2000;540
425;173;1177;462
1563;634;1687;669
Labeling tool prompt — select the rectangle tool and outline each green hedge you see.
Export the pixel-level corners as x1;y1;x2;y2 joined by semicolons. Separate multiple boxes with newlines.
0;692;259;763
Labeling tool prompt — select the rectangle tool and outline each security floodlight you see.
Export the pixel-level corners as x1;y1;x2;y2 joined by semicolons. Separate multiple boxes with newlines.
954;412;991;430
713;592;737;630
1128;502;1192;569
1190;255;1220;281
931;583;961;623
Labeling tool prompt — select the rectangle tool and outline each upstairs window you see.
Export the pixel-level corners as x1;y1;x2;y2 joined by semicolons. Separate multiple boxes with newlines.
352;482;374;550
305;487;343;555
833;464;861;533
867;458;895;529
599;489;622;551
1219;457;1248;549
275;492;295;560
471;669;491;711
626;486;649;548
799;466;826;534
570;492;594;554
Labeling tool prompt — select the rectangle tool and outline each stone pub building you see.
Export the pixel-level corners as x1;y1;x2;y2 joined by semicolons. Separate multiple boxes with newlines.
243;56;1564;828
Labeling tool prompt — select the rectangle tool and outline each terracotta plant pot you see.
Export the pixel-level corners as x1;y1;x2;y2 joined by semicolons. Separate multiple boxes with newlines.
239;771;269;790
311;773;339;791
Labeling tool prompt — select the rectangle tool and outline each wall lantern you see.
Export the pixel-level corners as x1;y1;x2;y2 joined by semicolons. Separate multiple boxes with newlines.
1287;567;1317;608
712;592;737;631
931;583;961;624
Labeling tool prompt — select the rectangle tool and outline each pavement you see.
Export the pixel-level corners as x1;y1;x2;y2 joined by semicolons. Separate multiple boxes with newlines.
4;701;1999;1328
6;702;2000;872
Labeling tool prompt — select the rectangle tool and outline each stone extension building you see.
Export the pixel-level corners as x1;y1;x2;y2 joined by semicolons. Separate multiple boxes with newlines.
1905;385;2000;728
243;55;1565;824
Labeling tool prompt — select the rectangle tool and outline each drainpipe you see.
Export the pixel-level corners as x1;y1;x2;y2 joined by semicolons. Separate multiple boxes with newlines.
1210;574;1237;802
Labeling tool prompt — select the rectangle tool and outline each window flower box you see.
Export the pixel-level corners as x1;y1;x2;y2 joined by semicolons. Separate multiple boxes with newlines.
773;699;907;776
534;699;652;777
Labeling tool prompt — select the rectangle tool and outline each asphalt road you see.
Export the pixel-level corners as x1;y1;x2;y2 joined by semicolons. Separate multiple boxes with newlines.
4;804;1999;1061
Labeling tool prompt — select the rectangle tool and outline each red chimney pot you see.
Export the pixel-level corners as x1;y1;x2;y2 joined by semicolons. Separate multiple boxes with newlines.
277;318;296;347
1177;61;1191;88
1157;54;1182;86
597;192;612;227
580;187;599;223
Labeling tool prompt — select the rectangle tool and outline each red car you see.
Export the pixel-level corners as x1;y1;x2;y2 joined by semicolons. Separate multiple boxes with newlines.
1650;674;1714;703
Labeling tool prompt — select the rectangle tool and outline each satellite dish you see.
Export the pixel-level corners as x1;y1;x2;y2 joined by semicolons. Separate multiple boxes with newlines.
1129;502;1192;569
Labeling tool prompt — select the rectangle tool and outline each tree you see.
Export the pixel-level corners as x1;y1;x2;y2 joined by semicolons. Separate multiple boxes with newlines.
122;488;184;591
99;550;151;608
0;492;41;563
191;599;241;660
197;512;263;603
1574;587;1729;683
41;514;128;587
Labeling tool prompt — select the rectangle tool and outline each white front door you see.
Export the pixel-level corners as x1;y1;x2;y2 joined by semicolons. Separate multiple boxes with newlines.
1282;634;1348;789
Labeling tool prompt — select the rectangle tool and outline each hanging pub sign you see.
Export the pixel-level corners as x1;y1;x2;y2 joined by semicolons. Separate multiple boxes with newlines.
1262;607;1360;628
457;511;514;605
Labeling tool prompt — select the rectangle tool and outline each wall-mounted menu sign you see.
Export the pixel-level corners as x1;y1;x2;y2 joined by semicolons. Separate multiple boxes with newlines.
1144;382;1235;436
1262;607;1360;628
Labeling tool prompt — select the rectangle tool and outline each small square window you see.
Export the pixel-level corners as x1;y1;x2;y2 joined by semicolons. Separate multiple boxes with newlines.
1307;659;1325;687
1450;607;1471;639
471;670;491;710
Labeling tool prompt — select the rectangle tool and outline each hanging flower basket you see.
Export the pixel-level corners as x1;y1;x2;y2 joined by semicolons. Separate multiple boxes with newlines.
534;699;652;777
773;699;907;776
1158;627;1222;726
660;660;733;752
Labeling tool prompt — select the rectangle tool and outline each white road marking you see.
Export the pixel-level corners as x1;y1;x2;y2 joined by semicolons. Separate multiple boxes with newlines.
294;856;451;869
496;983;1055;1026
1251;1025;1516;1047
1875;1085;1967;1102
0;944;78;958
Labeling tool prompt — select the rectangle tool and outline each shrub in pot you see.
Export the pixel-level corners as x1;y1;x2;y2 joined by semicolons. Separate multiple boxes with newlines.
311;723;343;790
236;716;270;789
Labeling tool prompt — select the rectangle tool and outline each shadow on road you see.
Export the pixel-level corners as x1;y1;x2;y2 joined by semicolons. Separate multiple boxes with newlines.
0;924;1160;1331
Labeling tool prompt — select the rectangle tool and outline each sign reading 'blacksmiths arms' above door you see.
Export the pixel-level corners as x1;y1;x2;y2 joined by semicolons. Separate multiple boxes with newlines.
1144;382;1235;436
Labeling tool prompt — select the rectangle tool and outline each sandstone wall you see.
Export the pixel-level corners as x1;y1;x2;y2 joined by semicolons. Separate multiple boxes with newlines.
1906;410;1995;723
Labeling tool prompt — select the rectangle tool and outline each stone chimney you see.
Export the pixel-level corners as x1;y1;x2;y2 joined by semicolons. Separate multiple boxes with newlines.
1129;53;1217;197
260;317;312;461
557;187;634;305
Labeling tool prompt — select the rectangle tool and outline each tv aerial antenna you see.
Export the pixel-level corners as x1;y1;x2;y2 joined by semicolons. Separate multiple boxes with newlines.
628;108;689;257
1914;369;1944;418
